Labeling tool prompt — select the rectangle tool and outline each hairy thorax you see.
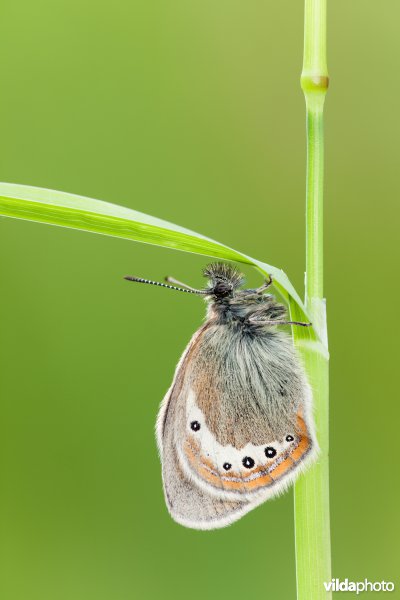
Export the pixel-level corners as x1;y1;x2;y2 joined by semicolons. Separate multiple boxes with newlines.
206;291;287;328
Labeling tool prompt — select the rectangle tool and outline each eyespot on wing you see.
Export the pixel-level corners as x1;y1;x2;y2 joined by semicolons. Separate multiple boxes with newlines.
179;394;317;501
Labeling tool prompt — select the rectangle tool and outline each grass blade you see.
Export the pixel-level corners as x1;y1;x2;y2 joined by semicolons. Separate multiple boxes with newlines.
0;182;318;340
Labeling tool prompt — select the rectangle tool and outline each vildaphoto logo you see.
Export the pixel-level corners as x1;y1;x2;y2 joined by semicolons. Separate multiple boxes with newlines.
324;579;395;594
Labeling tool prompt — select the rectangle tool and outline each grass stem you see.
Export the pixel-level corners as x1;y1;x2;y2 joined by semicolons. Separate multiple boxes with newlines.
292;1;331;598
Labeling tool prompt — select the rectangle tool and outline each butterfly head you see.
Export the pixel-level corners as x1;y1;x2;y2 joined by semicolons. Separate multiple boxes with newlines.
124;262;272;306
203;263;245;299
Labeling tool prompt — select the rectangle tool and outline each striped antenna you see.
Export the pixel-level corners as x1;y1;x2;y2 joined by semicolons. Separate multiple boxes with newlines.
124;276;207;295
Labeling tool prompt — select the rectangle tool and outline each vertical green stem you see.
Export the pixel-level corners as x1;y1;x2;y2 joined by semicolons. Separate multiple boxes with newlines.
292;1;331;599
305;104;324;303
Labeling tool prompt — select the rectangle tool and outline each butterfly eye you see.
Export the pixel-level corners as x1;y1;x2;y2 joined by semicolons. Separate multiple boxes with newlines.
242;456;255;469
265;446;277;458
190;421;201;432
223;462;232;471
286;434;294;442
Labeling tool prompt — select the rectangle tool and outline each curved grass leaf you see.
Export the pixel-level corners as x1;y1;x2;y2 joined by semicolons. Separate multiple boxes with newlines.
0;182;319;341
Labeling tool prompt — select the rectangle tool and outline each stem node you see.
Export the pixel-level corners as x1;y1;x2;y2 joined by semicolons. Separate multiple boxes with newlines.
301;75;329;93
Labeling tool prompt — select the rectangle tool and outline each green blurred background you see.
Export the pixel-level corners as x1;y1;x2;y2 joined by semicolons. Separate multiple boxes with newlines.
0;1;399;598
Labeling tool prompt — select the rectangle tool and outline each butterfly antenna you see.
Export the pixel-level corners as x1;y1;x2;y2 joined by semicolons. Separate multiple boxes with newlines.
124;276;207;295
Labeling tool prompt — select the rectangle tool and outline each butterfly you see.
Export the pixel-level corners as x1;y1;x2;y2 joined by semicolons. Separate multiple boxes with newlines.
125;263;318;530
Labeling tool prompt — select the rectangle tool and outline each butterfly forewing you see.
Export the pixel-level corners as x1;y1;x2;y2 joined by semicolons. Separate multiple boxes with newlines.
157;327;252;529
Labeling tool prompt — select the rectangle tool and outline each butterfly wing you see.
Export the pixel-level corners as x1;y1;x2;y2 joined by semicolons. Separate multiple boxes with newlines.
160;395;252;530
157;322;318;529
157;325;254;530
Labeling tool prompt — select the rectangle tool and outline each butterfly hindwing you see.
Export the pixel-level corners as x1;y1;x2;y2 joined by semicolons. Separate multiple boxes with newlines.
157;322;318;529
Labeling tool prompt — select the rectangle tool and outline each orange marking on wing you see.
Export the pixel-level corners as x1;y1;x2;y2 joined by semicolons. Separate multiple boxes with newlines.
199;455;216;471
204;470;243;490
269;456;295;479
241;472;274;490
182;406;314;494
184;440;223;488
187;435;200;453
197;464;225;488
185;436;229;478
184;439;250;491
218;469;241;479
246;464;269;476
220;470;274;491
219;470;274;491
184;439;276;491
257;411;313;483
290;435;310;462
295;412;307;433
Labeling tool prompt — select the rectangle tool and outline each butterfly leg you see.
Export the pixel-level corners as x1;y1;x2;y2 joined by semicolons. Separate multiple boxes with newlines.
249;318;312;327
255;274;273;293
